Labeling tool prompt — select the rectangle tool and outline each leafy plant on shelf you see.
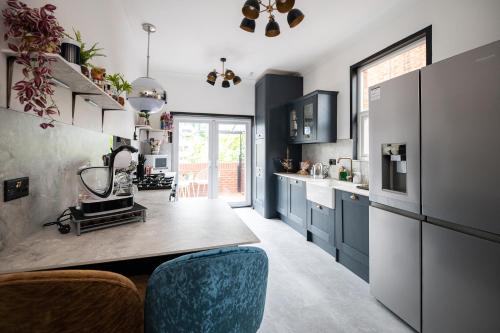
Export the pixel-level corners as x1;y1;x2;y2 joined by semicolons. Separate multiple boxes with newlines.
2;0;65;129
65;28;106;68
106;73;132;96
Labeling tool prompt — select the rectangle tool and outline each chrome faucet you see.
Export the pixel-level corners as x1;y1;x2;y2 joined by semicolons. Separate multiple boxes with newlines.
337;157;353;182
312;162;324;179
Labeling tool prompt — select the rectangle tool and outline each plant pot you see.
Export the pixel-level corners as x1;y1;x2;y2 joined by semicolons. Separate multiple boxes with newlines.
60;38;81;65
91;67;106;81
81;65;90;78
118;96;125;106
138;117;146;125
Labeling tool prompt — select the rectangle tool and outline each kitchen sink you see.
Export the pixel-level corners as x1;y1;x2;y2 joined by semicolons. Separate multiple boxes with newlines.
306;180;336;209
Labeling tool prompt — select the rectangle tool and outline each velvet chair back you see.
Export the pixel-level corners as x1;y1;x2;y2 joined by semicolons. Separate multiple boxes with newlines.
0;270;143;333
145;247;269;333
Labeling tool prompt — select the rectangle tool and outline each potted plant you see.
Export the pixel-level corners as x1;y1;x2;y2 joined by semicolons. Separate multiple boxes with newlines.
65;29;105;78
160;112;174;130
138;112;150;126
2;0;65;129
106;73;132;106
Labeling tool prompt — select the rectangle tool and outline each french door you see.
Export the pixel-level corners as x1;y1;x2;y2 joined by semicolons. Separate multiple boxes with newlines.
173;116;251;207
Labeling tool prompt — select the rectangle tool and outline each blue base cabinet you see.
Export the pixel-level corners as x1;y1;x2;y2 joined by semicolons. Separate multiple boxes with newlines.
276;176;307;236
335;190;370;282
306;201;336;256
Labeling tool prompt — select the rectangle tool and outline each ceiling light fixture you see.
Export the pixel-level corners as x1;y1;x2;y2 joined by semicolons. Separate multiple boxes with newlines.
128;23;167;114
206;58;242;88
240;0;304;37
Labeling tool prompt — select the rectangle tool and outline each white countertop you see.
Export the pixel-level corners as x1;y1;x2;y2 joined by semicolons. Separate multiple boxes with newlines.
275;172;370;197
0;191;259;274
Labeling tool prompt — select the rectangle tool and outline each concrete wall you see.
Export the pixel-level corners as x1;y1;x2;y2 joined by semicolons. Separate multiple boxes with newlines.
0;109;111;250
301;0;500;164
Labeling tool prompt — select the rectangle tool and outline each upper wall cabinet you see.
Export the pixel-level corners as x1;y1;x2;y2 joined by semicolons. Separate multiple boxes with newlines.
287;90;338;144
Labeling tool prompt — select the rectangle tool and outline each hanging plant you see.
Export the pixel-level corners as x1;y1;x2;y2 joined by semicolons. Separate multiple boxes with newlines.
2;0;65;129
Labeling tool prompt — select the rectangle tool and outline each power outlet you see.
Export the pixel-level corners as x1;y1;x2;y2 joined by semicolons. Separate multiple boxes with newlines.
4;177;29;202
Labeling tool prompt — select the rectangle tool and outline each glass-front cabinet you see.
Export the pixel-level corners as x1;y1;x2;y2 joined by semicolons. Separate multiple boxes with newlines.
286;90;338;144
288;102;302;142
302;97;316;141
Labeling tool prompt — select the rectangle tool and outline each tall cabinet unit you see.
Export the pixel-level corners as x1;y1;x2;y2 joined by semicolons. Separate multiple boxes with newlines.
254;74;303;218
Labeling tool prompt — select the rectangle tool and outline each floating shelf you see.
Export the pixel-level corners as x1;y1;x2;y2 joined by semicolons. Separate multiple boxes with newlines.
3;49;124;111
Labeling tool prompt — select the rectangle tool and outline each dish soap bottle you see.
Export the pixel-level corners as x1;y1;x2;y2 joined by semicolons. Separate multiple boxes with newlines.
339;166;348;181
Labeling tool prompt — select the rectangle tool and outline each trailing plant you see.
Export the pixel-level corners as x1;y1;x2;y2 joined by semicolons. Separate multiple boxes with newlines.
3;0;65;129
106;73;132;96
65;28;105;68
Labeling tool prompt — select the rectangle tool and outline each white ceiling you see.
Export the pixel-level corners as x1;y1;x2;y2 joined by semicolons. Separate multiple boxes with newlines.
120;0;413;80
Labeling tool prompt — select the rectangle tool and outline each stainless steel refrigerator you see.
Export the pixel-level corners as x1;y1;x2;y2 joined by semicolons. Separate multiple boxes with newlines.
369;40;500;333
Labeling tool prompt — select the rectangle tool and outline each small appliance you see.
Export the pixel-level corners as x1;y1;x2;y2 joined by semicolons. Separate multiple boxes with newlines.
144;154;170;174
77;145;138;216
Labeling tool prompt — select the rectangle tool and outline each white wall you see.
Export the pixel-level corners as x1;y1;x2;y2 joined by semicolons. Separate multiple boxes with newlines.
302;0;500;140
152;71;255;117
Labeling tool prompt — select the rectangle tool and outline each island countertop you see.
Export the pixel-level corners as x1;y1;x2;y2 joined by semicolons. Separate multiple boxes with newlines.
0;191;260;274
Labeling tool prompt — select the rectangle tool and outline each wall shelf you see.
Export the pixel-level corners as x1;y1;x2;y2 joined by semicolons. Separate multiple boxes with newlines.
3;49;124;111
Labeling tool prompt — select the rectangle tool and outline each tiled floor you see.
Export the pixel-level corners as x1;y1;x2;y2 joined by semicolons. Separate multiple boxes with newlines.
234;208;414;333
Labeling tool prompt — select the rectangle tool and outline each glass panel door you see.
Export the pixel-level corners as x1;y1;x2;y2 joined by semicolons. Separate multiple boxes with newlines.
173;117;251;206
176;120;210;198
216;121;251;207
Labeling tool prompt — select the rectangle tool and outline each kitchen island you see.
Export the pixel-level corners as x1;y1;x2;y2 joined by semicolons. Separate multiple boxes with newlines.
0;191;259;274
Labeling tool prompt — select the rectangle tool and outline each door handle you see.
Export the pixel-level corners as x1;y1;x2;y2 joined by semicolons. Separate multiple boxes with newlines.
350;194;358;200
316;204;322;210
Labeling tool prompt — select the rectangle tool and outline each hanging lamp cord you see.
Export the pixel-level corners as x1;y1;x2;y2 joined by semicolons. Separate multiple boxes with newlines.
146;29;151;77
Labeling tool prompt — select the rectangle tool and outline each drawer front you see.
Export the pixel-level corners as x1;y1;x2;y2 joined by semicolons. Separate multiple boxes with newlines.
308;202;333;241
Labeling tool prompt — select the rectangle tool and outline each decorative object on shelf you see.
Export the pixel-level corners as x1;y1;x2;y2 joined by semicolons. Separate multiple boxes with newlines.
64;29;106;78
240;0;305;37
160;112;174;130
138;112;150;126
297;160;311;176
2;0;65;129
106;73;132;106
91;66;106;88
149;138;161;155
206;58;242;88
129;23;167;114
280;147;294;173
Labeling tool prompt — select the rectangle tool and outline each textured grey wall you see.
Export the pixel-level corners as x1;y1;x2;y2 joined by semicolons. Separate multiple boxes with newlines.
0;109;111;250
302;139;369;183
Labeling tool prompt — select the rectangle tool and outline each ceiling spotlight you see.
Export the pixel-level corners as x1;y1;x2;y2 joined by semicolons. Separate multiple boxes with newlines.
287;8;305;28
240;18;256;33
265;16;280;37
240;0;304;37
205;58;242;88
242;0;260;20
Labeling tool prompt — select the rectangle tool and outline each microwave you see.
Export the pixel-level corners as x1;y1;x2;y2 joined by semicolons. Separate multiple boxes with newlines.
145;154;170;174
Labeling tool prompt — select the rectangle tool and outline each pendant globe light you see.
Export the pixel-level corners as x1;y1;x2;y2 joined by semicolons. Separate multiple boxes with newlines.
128;23;167;114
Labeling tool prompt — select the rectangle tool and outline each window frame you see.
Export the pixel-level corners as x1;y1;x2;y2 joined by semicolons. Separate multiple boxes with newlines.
350;26;432;160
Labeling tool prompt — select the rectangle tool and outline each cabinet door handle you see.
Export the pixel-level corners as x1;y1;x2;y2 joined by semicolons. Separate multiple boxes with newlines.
295;180;299;184
350;194;358;200
316;204;322;210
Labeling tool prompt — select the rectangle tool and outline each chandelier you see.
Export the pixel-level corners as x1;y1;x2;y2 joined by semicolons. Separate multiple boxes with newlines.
206;58;242;88
240;0;305;37
128;23;167;114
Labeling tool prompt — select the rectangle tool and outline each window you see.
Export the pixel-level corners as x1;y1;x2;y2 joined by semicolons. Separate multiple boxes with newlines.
351;26;432;160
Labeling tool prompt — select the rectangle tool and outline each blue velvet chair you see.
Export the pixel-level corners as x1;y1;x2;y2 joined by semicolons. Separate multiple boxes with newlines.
144;246;269;333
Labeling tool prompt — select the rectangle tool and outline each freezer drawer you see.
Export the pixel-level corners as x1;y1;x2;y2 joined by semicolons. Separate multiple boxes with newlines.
422;222;500;333
369;206;421;332
421;40;500;235
369;70;421;214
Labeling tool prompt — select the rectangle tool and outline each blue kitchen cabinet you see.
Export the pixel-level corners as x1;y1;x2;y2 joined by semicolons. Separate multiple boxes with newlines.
306;201;336;256
275;176;307;237
335;190;370;282
276;175;288;216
